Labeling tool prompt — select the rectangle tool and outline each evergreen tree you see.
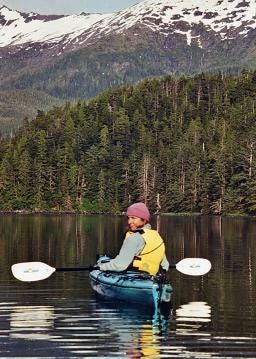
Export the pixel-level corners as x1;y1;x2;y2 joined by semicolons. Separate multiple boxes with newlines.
1;72;256;214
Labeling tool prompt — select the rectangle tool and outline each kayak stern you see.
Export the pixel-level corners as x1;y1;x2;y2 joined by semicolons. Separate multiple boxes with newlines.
89;270;173;309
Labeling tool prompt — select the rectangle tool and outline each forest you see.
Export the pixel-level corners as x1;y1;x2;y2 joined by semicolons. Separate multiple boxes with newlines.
0;71;256;215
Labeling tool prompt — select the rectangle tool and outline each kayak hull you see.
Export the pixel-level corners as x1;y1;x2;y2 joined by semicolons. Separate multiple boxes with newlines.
89;270;173;308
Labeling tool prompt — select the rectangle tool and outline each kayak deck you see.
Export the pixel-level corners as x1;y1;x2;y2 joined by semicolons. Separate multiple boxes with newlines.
89;270;173;309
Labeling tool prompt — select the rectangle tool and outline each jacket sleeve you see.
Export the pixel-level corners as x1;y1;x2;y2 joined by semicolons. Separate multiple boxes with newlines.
99;233;145;272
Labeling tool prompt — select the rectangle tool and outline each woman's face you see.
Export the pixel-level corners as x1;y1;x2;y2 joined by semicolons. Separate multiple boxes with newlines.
127;216;146;231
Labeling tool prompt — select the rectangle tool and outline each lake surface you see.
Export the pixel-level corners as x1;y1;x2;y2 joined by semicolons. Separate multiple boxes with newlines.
0;214;255;358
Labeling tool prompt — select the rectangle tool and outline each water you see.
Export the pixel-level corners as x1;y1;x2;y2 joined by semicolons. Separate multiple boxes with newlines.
0;214;255;358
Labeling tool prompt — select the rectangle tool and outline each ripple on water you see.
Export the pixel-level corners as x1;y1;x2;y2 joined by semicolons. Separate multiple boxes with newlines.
0;279;255;358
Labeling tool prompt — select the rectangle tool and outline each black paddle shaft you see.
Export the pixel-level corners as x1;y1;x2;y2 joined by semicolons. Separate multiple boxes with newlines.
169;264;177;269
55;263;176;272
56;266;96;272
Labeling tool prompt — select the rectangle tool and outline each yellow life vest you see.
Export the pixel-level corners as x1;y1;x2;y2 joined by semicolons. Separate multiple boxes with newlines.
125;228;165;275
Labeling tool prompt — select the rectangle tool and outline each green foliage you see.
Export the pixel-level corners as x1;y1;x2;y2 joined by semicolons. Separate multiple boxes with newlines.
1;71;256;214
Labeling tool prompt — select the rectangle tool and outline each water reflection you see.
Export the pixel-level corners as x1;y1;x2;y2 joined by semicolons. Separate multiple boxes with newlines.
5;296;172;357
10;305;55;340
92;299;173;358
0;215;256;358
176;301;211;338
1;293;256;358
176;301;211;323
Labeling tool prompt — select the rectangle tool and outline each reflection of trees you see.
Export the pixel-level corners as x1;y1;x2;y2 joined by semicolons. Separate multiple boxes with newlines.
2;214;256;336
157;215;256;335
209;217;256;334
1;215;127;271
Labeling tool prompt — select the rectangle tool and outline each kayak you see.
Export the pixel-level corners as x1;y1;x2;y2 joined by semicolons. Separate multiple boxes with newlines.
89;269;173;309
11;258;211;314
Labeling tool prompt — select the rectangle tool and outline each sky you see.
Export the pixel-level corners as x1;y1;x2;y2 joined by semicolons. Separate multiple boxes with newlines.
0;0;141;14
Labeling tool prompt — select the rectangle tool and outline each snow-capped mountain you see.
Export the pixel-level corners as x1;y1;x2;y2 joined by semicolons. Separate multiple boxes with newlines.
0;0;255;52
83;0;256;46
0;0;256;103
0;5;111;47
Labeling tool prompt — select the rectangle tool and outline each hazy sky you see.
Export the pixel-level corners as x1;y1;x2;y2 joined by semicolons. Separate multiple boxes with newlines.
0;0;141;14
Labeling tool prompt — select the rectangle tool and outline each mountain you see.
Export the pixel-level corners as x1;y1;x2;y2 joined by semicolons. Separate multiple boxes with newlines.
0;1;255;52
0;6;111;53
0;0;256;131
0;89;64;136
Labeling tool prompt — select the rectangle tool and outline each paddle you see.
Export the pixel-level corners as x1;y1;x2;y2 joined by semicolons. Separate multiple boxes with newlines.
11;258;211;282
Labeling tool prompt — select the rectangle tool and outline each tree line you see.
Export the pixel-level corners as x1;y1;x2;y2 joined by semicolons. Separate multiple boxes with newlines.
0;71;256;215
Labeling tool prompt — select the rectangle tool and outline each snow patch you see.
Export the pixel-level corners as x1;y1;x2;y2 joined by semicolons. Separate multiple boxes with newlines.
0;9;112;46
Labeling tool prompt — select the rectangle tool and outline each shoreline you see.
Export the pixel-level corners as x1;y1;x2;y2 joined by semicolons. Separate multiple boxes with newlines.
0;210;253;217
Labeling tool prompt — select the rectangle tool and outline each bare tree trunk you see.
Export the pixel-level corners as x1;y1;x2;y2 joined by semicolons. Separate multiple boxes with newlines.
76;171;86;204
180;157;185;194
197;84;202;107
208;83;211;112
156;193;161;213
221;120;226;151
249;142;253;179
141;155;150;204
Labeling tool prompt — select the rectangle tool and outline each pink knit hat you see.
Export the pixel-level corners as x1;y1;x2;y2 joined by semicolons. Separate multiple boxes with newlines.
126;202;150;221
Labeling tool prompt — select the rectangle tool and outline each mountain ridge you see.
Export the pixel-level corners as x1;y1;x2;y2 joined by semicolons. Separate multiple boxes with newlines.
0;0;255;51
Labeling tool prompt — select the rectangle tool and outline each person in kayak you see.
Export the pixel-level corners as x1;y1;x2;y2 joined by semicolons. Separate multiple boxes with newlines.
98;202;169;275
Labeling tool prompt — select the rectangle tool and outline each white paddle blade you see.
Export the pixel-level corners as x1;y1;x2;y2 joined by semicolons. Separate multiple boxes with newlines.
176;258;211;276
11;262;56;282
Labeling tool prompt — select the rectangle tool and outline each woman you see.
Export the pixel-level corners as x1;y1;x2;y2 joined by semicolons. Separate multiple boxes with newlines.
98;202;169;275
